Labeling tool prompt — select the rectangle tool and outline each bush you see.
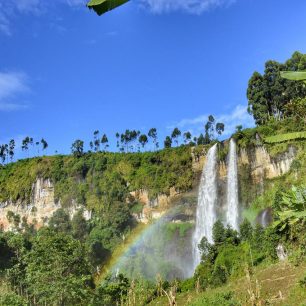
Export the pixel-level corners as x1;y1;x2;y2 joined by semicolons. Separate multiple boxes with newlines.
0;293;27;306
189;291;241;306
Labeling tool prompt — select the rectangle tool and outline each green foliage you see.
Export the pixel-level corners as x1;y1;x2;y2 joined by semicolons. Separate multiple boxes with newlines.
0;146;193;211
194;219;281;292
93;274;129;305
272;186;306;236
189;291;241;306
87;0;129;16
23;228;93;305
247;51;306;125
265;131;306;144
0;293;27;306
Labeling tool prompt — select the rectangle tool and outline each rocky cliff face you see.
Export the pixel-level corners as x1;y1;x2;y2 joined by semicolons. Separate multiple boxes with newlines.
0;178;90;231
0;144;297;230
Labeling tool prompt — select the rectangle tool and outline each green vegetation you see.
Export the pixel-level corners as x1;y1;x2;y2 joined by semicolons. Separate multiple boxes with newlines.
87;0;129;16
265;131;306;144
247;51;306;125
0;146;194;205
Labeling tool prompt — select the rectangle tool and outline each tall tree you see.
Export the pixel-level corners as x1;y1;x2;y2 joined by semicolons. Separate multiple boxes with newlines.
93;130;100;152
171;128;181;146
247;51;306;125
216;122;225;137
8;139;15;162
138;134;148;149
22;137;30;157
148;128;158;150
164;136;172;148
183;131;192;144
115;132;120;151
35;141;40;156
101;134;109;151
41;138;48;154
0;144;8;164
71;140;84;158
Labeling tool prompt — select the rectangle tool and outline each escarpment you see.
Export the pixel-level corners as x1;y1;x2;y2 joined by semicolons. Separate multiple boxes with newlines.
0;143;298;231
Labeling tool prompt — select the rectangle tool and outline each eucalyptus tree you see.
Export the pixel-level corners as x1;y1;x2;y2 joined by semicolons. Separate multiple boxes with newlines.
216;122;225;137
164;136;172;149
41;138;48;154
115;132;120;151
71;140;84;158
171;128;181;146
22;137;30;156
183;131;192;144
29;137;34;155
35;141;40;156
148;128;158;150
9;139;15;162
138;134;148;149
93;130;100;152
89;141;94;151
101;134;109;151
0;144;8;164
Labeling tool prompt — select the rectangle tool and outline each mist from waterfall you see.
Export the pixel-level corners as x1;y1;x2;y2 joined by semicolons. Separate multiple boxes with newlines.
226;139;239;231
192;144;218;270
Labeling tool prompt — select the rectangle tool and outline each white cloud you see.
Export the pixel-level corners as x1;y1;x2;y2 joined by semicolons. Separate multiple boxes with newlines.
0;102;28;111
140;0;236;14
66;0;87;6
0;72;29;100
0;71;30;112
169;104;255;138
0;0;86;35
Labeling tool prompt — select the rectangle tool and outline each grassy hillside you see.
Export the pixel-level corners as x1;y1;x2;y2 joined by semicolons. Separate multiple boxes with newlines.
149;261;306;305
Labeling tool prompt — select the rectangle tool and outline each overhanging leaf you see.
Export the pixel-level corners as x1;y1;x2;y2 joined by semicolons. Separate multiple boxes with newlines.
87;0;129;15
280;71;306;84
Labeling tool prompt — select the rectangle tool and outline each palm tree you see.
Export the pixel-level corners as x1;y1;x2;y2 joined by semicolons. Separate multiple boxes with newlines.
87;0;129;15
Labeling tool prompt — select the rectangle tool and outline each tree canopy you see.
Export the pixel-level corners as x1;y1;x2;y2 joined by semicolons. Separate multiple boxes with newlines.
247;51;306;125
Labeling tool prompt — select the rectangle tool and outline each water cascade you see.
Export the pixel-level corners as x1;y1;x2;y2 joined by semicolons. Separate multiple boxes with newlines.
192;144;218;269
226;139;239;231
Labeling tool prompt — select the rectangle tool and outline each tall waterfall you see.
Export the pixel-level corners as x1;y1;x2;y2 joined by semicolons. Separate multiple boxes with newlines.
226;139;239;231
192;144;218;269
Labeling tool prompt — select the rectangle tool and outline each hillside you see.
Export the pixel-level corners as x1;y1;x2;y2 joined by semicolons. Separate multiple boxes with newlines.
0;123;305;305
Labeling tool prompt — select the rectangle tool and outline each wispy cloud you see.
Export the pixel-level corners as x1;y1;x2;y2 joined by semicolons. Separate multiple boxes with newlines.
140;0;236;14
0;0;86;36
168;104;254;137
0;71;30;112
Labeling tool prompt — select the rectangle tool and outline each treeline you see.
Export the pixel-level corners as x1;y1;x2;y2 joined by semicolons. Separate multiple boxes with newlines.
1;115;225;165
71;115;225;158
247;51;306;125
0;138;48;164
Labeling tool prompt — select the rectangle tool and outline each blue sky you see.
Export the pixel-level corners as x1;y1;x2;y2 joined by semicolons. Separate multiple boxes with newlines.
1;0;306;156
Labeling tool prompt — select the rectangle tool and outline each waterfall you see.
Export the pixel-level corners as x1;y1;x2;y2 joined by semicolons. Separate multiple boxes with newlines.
192;144;218;270
226;139;239;231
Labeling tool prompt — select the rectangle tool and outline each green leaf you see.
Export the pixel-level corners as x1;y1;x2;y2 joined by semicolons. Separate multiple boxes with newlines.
87;0;129;15
280;71;306;82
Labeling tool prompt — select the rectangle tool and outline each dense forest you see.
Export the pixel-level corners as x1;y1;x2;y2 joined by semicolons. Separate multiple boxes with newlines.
0;52;305;305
